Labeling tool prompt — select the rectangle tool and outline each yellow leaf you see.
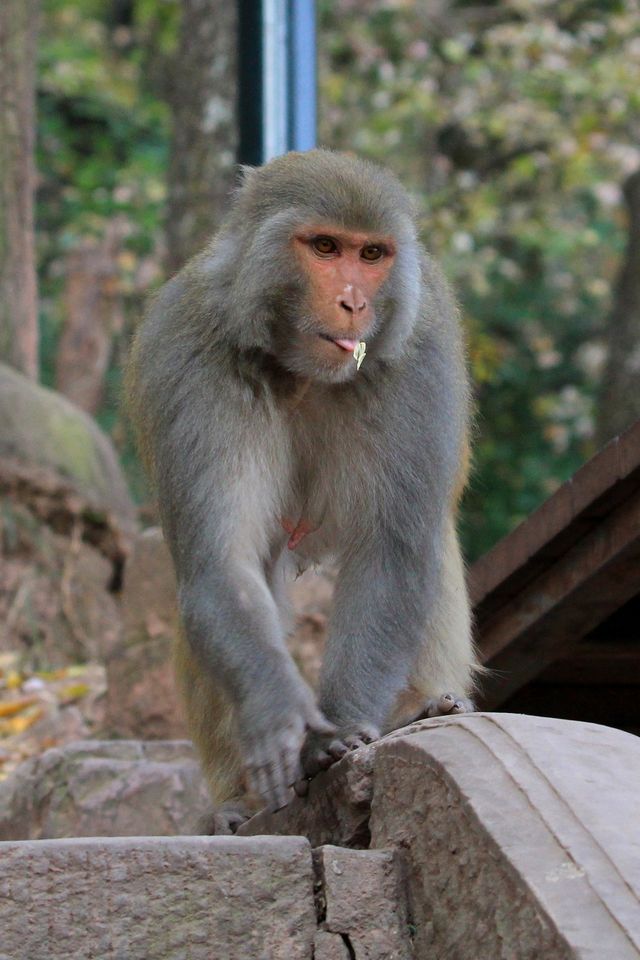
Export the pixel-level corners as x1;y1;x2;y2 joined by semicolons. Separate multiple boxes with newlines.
60;683;90;703
0;696;38;718
0;707;44;736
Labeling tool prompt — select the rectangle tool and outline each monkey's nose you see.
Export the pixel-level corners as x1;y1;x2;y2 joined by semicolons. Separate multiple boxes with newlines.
338;289;367;313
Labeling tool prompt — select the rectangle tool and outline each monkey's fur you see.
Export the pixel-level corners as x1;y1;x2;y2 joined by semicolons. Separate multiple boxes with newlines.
128;149;476;828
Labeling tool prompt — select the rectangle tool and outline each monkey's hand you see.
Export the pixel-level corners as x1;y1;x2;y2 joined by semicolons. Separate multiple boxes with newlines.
294;722;380;796
239;681;334;812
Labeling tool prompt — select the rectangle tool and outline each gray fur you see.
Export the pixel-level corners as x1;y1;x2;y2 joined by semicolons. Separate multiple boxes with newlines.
128;149;474;812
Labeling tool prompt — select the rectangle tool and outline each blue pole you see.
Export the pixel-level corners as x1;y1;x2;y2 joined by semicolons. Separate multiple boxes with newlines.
288;0;317;153
237;0;316;165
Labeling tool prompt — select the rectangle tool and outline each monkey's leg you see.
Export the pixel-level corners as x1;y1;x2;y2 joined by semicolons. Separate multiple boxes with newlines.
174;629;260;833
389;516;477;728
299;529;444;779
298;518;477;786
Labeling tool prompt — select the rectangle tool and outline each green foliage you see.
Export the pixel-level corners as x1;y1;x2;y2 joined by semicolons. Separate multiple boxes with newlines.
35;0;640;560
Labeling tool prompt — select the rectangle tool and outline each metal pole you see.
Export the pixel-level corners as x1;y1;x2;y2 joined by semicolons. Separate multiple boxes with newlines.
237;0;316;166
288;0;316;153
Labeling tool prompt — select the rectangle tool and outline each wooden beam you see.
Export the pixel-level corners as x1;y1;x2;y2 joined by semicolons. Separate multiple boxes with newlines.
476;468;640;709
470;420;640;619
538;642;640;686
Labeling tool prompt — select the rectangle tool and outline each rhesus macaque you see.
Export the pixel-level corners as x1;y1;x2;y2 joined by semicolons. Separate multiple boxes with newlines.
128;149;476;831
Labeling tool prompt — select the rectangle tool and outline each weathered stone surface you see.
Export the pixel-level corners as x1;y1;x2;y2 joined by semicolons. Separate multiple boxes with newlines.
239;739;377;847
107;527;186;739
0;836;316;960
314;930;352;960
0;466;124;667
0;363;136;531
370;713;640;960
287;566;334;688
0;739;210;840
316;845;412;959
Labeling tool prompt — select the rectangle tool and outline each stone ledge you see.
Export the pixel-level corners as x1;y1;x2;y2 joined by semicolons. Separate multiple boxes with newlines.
371;713;640;960
0;835;414;960
0;836;316;960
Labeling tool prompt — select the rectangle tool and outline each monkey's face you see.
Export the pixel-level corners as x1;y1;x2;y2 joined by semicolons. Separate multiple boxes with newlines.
277;225;396;383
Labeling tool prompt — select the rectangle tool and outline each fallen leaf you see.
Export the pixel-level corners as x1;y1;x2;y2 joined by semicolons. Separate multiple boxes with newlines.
0;696;39;718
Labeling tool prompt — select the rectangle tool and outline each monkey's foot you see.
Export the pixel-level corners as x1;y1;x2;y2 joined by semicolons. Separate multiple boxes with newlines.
197;802;252;836
420;692;475;719
294;723;380;796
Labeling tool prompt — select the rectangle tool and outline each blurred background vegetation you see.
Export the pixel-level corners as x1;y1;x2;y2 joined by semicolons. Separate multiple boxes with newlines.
32;0;640;560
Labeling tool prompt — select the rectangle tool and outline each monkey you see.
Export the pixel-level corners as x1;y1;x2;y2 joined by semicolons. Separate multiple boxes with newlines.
127;149;476;831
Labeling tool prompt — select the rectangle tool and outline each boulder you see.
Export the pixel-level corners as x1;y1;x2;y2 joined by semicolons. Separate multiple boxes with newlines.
0;363;136;532
0;739;210;840
0;493;121;666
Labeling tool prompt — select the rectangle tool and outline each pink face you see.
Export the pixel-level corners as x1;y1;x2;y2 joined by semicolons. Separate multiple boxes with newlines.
292;225;396;373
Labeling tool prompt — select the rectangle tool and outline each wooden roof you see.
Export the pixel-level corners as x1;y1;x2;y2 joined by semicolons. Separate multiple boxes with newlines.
469;419;640;714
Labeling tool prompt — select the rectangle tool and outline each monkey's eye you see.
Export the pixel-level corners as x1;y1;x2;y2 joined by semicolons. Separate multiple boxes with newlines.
311;236;338;257
361;244;385;262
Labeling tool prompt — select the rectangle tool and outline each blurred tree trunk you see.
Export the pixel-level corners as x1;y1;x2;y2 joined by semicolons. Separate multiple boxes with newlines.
596;169;640;447
0;0;39;379
55;224;125;415
165;0;238;274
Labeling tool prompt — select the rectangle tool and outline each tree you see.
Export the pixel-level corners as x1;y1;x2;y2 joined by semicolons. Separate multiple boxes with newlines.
0;0;39;379
165;0;237;273
596;168;640;445
54;223;125;415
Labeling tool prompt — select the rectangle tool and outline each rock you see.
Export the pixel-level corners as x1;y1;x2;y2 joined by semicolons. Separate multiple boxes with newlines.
316;845;412;959
0;494;122;667
0;740;210;840
371;714;640;960
0;836;316;960
288;566;334;687
313;931;352;959
0;366;136;667
5;714;634;959
0;363;136;532
243;713;640;959
106;528;186;739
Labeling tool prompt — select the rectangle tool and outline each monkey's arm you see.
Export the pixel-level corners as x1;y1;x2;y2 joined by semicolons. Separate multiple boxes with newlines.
130;317;331;810
177;550;331;808
318;524;442;729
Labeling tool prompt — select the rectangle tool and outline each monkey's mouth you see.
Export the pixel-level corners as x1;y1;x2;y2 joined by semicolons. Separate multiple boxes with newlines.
318;333;359;353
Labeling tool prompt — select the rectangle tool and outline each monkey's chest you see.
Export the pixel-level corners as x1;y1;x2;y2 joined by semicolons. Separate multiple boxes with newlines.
279;442;358;564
